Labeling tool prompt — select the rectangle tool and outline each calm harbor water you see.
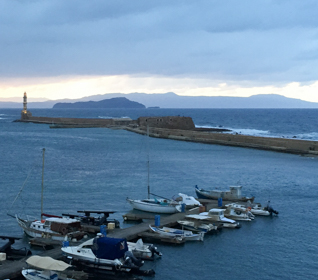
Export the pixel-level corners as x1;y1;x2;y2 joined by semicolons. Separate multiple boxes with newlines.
1;108;318;279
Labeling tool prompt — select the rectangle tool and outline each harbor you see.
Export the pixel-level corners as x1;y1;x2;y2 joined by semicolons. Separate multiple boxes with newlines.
1;197;259;280
1;107;317;280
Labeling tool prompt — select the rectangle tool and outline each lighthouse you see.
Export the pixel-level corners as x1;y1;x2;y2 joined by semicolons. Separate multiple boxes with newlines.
21;92;32;119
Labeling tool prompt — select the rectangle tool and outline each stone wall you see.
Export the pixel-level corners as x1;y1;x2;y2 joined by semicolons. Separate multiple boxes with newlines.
137;116;195;130
127;126;318;156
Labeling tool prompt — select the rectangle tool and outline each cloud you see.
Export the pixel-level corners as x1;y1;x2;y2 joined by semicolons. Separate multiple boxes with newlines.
1;0;318;89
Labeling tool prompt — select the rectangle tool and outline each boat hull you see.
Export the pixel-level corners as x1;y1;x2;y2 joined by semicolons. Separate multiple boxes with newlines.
22;269;73;280
149;225;204;241
195;186;254;202
127;198;179;214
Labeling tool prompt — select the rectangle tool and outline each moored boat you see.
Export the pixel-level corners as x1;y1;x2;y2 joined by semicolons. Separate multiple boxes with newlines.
149;225;205;241
224;203;255;221
195;185;255;202
186;208;241;229
249;201;279;216
127;238;162;260
15;214;85;241
61;235;155;276
177;220;218;234
21;255;75;280
127;198;179;214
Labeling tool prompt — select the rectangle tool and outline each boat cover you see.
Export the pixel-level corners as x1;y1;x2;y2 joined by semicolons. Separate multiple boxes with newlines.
26;255;71;271
92;237;128;260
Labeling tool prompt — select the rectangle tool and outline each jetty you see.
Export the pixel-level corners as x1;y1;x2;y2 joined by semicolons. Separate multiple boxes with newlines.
16;112;318;156
0;200;220;280
14;92;318;156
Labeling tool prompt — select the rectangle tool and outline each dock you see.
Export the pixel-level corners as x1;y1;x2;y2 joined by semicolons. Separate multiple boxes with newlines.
0;206;206;280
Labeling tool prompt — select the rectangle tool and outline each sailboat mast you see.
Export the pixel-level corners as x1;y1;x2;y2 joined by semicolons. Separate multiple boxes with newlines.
147;126;150;199
41;148;45;219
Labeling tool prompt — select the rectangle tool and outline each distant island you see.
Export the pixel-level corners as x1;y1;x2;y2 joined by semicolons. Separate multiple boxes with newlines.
53;97;146;109
1;93;318;109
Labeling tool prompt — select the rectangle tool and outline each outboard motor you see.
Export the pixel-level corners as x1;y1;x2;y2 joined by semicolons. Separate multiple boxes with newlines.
148;244;163;257
264;201;279;216
124;251;144;268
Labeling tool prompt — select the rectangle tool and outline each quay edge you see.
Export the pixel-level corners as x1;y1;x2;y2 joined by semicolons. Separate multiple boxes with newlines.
16;115;318;156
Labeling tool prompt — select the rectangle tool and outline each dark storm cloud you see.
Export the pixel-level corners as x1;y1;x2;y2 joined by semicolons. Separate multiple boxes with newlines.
1;0;318;86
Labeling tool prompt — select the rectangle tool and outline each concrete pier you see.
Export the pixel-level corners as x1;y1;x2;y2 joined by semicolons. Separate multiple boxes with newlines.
15;114;318;156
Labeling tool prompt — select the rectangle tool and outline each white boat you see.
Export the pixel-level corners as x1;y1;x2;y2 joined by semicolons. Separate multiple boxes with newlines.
11;149;84;241
224;203;255;221
21;255;74;280
61;235;154;276
174;193;201;208
177;220;218;234
127;198;180;214
149;225;205;241
127;238;162;260
249;201;279;216
186;208;241;229
195;185;255;202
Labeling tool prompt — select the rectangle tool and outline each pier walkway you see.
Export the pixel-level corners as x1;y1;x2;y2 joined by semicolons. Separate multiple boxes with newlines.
0;206;208;280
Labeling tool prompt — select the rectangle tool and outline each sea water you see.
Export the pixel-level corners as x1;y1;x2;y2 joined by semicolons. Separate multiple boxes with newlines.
0;108;318;280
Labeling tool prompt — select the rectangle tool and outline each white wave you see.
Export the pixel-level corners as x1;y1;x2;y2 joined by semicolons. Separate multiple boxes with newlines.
196;125;270;137
98;116;131;119
228;128;270;136
292;132;318;141
98;116;113;119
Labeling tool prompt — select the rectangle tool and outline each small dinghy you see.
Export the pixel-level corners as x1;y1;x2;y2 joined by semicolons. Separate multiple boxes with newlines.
186;208;241;229
21;256;75;280
177;220;218;234
149;225;204;241
127;238;162;260
224;203;255;221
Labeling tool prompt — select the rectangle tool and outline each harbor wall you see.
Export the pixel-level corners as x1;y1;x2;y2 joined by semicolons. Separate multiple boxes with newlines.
126;126;318;156
17;116;135;127
16;115;318;156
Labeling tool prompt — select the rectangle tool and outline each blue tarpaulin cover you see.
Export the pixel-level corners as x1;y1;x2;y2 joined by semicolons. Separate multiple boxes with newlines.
92;237;128;260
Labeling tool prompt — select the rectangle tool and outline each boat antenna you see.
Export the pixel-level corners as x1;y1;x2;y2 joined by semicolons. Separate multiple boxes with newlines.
41;148;45;219
147;125;150;199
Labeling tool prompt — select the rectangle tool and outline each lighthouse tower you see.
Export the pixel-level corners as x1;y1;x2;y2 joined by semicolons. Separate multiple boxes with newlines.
21;92;32;119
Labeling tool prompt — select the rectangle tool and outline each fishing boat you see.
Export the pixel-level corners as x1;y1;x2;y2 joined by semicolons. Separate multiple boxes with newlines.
224;203;255;221
149;225;205;241
177;220;218;234
15;214;84;241
195;185;255;202
186;208;241;228
21;255;75;280
61;235;155;276
9;148;84;241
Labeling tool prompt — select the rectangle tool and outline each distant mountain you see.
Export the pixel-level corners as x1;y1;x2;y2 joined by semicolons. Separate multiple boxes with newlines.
1;93;318;109
67;93;318;109
53;97;146;109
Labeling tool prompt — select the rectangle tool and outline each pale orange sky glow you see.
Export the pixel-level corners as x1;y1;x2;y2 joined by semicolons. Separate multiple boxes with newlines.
0;75;318;103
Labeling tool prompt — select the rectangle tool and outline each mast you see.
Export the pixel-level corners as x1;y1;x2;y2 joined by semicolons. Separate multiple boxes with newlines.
147;126;150;199
41;148;45;219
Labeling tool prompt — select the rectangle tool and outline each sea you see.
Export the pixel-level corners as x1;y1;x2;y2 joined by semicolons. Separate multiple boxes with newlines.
0;108;318;280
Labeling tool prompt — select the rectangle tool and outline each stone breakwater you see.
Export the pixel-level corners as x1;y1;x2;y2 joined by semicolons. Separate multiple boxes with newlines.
127;126;318;156
16;115;318;156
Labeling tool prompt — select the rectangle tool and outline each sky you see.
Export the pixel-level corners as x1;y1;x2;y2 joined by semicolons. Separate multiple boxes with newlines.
1;0;318;102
